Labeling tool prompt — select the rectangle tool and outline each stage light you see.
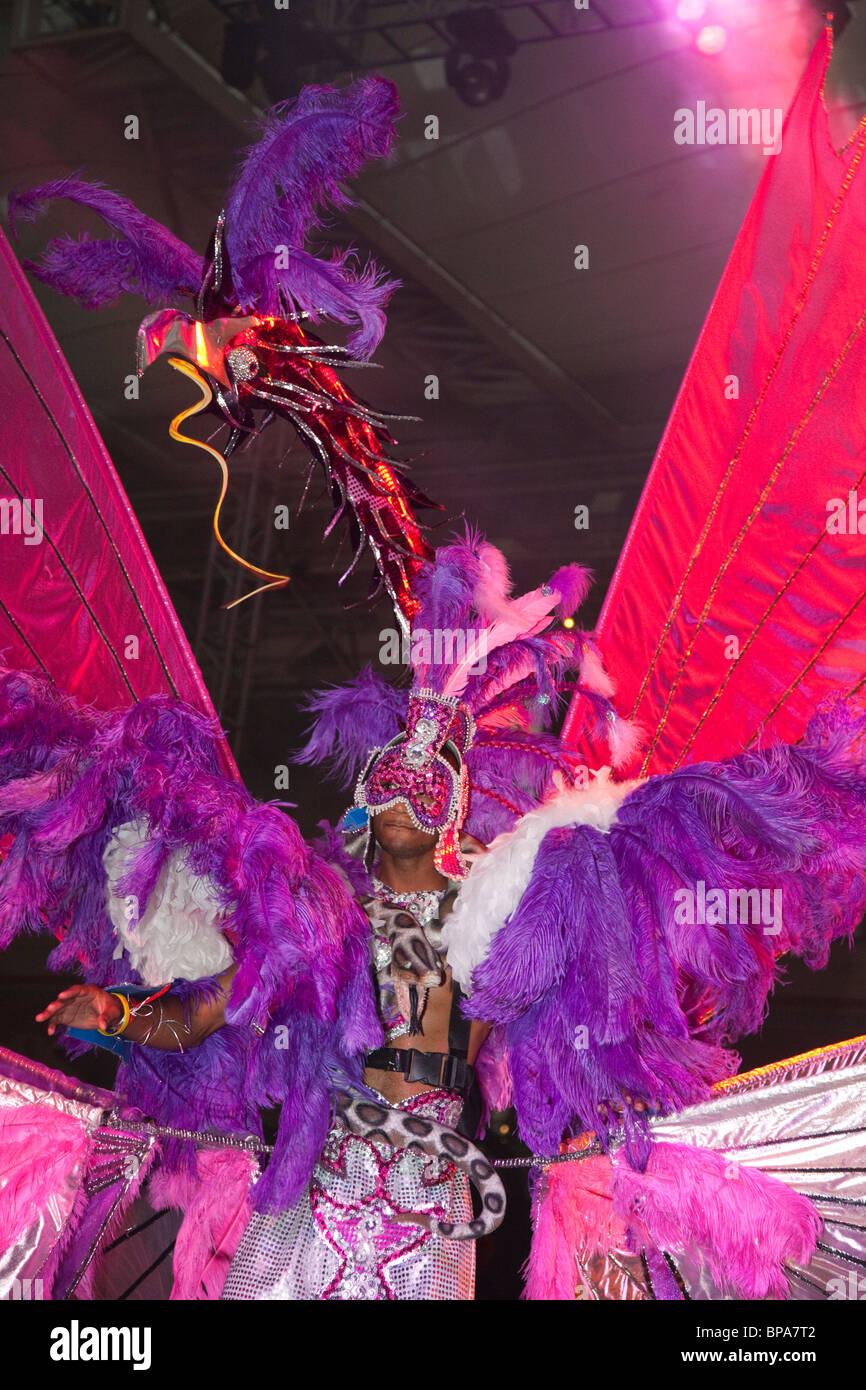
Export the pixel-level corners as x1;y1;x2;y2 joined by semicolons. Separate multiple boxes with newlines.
444;7;518;107
676;0;707;20
445;52;510;106
563;617;576;629
695;23;729;54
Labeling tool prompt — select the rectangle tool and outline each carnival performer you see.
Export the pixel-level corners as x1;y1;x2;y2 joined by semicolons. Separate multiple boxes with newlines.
5;30;866;1304
30;531;590;1299
34;811;493;1302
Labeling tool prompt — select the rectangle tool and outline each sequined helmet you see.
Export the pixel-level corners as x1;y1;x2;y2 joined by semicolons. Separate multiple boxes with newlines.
352;691;475;876
300;529;640;878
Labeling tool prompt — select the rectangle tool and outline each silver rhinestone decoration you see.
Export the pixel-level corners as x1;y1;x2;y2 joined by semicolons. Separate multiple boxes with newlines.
227;345;260;382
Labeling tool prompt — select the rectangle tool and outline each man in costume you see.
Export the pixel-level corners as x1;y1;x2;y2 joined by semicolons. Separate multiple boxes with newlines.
34;532;591;1299
3;26;866;1302
35;817;488;1301
30;521;866;1302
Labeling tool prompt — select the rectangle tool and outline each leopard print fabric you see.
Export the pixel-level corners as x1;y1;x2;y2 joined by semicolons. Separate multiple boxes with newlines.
361;896;446;1034
337;1090;506;1240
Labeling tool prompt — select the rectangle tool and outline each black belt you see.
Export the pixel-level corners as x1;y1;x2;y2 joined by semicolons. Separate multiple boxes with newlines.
365;1047;475;1093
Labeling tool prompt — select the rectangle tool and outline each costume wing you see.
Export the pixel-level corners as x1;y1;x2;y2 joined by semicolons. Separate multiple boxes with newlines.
525;1035;866;1301
0;226;236;774
0;218;384;1221
562;29;866;777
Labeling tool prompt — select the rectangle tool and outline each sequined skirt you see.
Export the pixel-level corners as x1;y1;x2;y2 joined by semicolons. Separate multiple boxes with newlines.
222;1089;475;1301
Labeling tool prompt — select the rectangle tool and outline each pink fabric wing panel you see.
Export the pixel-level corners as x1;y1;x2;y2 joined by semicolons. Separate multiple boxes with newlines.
563;30;866;776
0;226;237;778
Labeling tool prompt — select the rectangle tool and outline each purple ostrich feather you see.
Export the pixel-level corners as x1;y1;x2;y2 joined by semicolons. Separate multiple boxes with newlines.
295;666;408;787
9;177;203;307
225;77;401;357
465;700;866;1160
0;670;381;1209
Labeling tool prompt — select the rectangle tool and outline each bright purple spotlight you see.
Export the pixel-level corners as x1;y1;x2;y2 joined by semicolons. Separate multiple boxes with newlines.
676;0;706;19
695;24;728;54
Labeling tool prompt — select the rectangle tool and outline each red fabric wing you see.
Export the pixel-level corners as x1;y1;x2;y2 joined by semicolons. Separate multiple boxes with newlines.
0;226;237;779
563;30;866;775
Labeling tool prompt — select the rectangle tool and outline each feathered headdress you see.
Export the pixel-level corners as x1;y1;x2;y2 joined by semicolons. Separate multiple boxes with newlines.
9;77;437;622
299;529;639;875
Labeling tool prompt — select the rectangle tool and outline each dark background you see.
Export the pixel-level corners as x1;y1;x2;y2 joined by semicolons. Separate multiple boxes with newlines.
1;0;866;1298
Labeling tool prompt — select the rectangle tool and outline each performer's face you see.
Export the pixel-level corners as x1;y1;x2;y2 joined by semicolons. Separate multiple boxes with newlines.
371;806;438;858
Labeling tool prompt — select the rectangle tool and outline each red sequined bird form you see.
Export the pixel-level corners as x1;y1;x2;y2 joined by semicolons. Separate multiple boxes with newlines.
10;77;436;625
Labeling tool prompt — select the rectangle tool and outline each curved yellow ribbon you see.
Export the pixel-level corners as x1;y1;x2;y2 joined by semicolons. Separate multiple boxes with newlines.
166;356;290;609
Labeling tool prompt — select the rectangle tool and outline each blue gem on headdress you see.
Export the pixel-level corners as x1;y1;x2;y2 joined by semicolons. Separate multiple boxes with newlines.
339;806;369;833
536;692;551;705
541;584;553;596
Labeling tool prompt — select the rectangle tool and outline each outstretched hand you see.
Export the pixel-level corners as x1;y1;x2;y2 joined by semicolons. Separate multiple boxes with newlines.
598;1092;652;1117
35;984;122;1037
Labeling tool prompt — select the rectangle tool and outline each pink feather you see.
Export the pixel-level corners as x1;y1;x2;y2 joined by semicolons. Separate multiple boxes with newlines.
474;1024;513;1114
473;543;514;621
611;1141;820;1299
0;1101;89;1253
441;588;559;698
608;716;646;770
523;1154;625;1301
149;1148;256;1300
579;647;616;699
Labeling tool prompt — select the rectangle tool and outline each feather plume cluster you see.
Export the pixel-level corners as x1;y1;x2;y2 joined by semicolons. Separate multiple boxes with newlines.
9;176;204;308
299;528;593;842
295;666;407;787
225;77;401;357
0;1101;91;1255
10;77;400;359
0;668;381;1213
458;699;866;1159
149;1148;257;1300
524;1141;819;1301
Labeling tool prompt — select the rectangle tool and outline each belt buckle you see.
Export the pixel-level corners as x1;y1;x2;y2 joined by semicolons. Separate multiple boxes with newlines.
400;1048;416;1080
439;1054;457;1089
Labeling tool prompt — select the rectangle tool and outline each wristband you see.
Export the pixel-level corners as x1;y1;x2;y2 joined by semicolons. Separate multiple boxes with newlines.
129;983;171;1017
98;991;131;1037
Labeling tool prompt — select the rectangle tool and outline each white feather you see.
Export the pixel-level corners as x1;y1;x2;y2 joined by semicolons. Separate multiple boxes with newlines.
103;821;233;985
442;773;640;991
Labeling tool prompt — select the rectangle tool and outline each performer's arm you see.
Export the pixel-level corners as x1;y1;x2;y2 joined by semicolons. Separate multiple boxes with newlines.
35;965;237;1050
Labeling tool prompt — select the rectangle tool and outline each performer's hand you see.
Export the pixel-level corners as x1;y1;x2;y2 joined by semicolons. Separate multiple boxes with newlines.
597;1092;651;1118
35;984;123;1036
